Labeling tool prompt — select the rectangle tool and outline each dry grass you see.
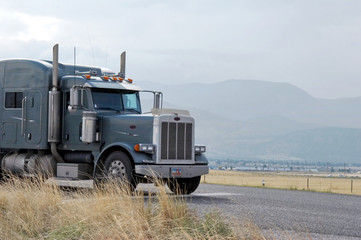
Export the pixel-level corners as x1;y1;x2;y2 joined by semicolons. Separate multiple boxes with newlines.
202;170;361;195
0;176;275;240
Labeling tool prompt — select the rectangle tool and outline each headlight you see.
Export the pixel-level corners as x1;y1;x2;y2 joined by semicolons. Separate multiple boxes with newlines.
134;144;155;154
195;145;206;154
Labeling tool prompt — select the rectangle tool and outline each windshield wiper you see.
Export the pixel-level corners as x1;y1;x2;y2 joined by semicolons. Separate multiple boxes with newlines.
125;109;141;114
97;107;121;112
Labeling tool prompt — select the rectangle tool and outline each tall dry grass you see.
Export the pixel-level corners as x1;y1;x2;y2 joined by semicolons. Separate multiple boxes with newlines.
0;176;264;240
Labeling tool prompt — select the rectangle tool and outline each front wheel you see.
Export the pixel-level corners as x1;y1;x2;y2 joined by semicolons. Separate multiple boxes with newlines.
0;157;3;182
100;151;136;190
167;176;201;195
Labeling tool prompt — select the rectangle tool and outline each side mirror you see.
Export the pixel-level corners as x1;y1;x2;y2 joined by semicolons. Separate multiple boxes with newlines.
69;86;84;112
70;87;80;107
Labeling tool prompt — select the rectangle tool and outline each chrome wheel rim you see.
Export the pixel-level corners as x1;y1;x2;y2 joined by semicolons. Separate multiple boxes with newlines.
108;160;126;179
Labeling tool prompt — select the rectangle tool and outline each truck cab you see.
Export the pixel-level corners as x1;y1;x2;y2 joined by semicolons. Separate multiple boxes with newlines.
0;45;208;194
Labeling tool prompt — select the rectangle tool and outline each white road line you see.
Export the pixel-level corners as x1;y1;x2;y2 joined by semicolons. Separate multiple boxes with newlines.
193;192;242;197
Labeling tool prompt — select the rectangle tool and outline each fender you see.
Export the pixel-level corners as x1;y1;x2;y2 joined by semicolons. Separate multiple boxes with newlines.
195;153;208;164
93;142;153;177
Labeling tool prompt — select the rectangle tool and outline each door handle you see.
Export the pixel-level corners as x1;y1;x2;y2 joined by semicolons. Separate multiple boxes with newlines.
21;97;27;138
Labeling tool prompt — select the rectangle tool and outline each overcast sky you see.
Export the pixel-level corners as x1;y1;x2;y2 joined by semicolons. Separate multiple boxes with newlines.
0;0;360;99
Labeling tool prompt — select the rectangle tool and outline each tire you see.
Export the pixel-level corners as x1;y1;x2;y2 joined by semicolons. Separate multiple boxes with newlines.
0;157;3;182
0;153;6;182
101;151;136;190
167;176;201;195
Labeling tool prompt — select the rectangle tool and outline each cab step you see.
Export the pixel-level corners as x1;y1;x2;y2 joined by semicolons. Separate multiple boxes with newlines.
46;177;94;188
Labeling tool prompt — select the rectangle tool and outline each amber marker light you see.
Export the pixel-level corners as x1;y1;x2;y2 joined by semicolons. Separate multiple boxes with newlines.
134;143;155;154
84;75;91;79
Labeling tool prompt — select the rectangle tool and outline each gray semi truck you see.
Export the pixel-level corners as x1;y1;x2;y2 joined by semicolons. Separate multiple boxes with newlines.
0;44;208;194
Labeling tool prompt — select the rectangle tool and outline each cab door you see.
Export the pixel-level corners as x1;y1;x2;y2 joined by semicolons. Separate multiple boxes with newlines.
61;89;98;151
23;91;42;145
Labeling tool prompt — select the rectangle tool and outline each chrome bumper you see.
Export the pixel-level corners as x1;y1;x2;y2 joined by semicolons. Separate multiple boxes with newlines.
135;164;209;178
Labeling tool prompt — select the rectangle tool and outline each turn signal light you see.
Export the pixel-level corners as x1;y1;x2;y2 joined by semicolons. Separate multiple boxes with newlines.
134;143;155;154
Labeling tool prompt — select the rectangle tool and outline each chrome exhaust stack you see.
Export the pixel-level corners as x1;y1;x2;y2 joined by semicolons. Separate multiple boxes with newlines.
119;51;126;78
48;44;64;163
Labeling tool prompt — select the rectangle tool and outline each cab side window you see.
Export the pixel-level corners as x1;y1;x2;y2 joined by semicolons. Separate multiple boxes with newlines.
83;91;90;109
65;90;91;110
5;92;23;108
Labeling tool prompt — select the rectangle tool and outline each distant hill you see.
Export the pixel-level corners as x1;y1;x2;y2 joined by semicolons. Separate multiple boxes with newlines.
256;127;361;164
139;79;361;164
139;79;361;128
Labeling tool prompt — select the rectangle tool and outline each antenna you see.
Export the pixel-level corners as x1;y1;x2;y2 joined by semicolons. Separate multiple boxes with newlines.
119;51;126;78
105;46;108;68
73;46;76;76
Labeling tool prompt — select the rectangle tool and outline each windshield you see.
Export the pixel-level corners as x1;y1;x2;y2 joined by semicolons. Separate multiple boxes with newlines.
91;89;141;113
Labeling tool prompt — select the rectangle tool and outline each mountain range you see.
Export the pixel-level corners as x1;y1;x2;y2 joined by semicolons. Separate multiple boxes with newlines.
138;79;361;164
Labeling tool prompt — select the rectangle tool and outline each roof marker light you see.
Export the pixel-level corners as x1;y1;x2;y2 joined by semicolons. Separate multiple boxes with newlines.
126;78;133;83
102;76;109;81
84;75;91;80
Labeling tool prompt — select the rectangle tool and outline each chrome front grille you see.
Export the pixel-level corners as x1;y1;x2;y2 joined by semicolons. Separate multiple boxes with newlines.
160;122;193;160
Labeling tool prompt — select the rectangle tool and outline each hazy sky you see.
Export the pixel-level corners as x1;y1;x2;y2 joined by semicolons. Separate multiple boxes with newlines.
1;0;361;99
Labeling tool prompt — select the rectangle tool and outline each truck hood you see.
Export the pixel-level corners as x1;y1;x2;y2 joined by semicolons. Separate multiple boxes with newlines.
100;114;154;147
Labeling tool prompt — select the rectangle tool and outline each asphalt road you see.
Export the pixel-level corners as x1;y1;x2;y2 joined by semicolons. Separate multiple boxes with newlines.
183;184;361;239
56;180;360;239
